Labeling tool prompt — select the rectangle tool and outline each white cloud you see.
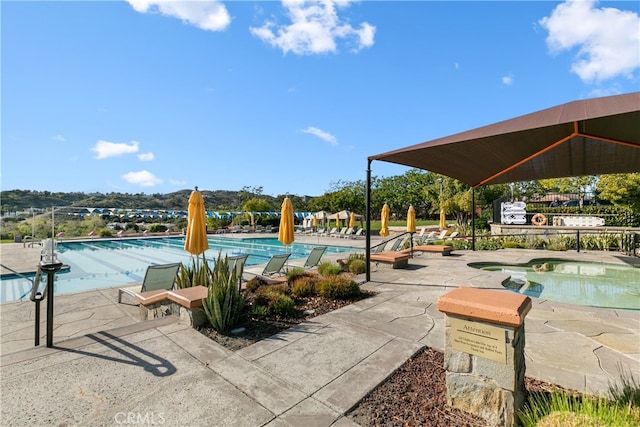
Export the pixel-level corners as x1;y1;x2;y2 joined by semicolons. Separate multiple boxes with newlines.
502;74;514;85
169;179;187;186
127;0;231;31
122;170;163;187
302;126;337;146
53;134;66;142
91;140;139;159
250;0;376;55
138;152;155;161
539;0;640;82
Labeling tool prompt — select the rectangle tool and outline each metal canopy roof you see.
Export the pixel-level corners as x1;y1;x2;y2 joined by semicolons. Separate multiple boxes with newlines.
369;92;640;187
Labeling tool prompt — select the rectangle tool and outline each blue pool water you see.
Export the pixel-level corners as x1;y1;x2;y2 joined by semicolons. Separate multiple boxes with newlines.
1;237;357;303
469;259;640;310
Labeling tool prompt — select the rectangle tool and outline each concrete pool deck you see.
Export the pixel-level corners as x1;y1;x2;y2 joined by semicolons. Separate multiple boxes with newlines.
1;238;639;426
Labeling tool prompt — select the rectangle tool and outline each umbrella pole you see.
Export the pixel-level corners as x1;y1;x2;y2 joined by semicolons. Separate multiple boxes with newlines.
410;232;414;258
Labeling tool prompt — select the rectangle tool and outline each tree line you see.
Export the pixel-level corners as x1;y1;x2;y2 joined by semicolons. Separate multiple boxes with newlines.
2;172;638;237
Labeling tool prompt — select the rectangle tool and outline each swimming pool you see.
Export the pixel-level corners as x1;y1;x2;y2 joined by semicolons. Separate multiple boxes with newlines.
469;259;640;310
1;237;357;303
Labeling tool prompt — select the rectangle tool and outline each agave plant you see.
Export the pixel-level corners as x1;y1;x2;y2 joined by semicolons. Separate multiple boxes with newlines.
175;254;212;289
202;253;246;333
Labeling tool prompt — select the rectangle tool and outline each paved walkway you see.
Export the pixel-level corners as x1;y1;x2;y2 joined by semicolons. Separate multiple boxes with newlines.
1;239;639;426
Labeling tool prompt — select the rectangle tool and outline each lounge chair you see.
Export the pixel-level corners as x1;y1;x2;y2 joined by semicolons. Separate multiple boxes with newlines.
246;253;291;280
265;225;273;233
228;254;249;291
446;231;459;240
332;227;348;238
255;225;264;233
341;227;355;238
418;231;436;244
118;262;181;304
326;227;338;237
349;228;365;239
388;237;407;252
423;230;448;242
302;246;326;270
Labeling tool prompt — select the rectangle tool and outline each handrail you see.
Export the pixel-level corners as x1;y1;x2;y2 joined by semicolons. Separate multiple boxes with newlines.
30;266;46;302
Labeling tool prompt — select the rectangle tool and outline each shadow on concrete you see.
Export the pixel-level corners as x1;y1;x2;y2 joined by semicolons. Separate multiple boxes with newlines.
53;330;176;377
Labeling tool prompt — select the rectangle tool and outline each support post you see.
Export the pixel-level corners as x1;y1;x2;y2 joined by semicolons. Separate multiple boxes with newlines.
41;262;63;348
34;300;41;346
365;159;372;282
472;187;476;251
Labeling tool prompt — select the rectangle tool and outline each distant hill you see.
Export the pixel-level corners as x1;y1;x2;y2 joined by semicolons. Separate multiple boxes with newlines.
0;189;310;213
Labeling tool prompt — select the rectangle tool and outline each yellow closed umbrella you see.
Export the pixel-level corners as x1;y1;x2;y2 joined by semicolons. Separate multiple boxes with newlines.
407;205;416;233
349;212;356;228
379;203;390;237
184;187;209;256
278;197;295;246
312;215;317;229
407;205;416;257
439;208;446;230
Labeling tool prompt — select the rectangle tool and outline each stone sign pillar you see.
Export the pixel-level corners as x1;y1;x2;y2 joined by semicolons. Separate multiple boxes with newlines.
437;287;531;427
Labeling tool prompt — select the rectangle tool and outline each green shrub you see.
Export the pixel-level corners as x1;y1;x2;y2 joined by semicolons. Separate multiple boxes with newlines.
286;268;313;283
270;295;297;316
245;277;265;293
291;276;318;298
348;259;366;275
254;284;289;306
348;253;365;262
449;239;470;250
250;304;269;316
476;238;502;250
98;228;112;237
503;241;527;249
609;366;640;408
317;276;360;299
148;224;167;233
518;391;640;427
202;254;245;333
318;261;342;276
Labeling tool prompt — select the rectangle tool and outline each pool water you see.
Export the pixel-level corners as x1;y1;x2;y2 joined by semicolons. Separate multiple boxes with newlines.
1;237;357;303
469;259;640;310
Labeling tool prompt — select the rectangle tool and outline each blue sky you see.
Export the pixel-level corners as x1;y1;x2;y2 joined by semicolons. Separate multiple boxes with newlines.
2;0;639;197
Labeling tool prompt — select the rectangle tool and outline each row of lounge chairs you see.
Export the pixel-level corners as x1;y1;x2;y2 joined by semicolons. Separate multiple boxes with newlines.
229;225;276;233
118;247;328;304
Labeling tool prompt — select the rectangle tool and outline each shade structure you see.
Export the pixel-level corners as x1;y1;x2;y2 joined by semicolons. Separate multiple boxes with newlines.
407;205;416;233
369;92;640;187
439;209;446;230
184;188;209;256
349;212;356;228
379;203;390;237
278;197;295;246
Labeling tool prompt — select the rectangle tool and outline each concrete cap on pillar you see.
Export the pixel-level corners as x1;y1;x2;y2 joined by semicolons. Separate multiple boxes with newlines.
437;287;531;327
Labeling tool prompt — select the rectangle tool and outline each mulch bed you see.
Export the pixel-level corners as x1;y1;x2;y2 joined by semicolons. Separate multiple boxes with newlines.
196;290;570;427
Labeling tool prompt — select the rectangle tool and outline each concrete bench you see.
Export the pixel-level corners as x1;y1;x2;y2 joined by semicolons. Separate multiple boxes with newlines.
370;252;410;269
402;244;454;256
136;286;208;327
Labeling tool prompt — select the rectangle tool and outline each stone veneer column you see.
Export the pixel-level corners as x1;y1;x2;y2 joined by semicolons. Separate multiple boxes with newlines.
437;287;531;427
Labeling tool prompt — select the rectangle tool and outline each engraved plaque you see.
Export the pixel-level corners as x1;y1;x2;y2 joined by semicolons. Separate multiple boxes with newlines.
450;317;507;364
